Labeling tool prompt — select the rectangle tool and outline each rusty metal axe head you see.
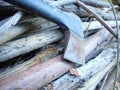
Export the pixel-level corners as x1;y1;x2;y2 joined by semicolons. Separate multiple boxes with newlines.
63;30;85;64
57;10;85;64
58;11;85;64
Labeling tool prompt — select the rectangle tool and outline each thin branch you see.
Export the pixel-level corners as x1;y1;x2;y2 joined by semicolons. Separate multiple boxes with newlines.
76;1;117;39
108;0;120;90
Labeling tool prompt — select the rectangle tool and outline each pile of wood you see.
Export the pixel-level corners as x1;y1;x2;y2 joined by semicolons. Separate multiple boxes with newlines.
0;0;119;90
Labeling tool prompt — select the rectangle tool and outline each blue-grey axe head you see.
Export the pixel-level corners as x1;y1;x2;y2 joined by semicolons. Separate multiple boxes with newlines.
4;0;85;64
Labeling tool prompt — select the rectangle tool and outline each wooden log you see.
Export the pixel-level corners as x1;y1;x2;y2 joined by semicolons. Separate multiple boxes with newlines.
0;6;18;21
46;0;110;8
85;28;115;57
0;17;53;45
0;26;112;62
86;5;119;20
70;48;116;79
0;22;32;45
41;45;116;90
54;2;115;20
0;28;115;89
83;21;120;32
86;35;113;61
0;55;74;90
0;11;23;33
0;29;63;62
1;16;118;62
0;1;16;20
60;4;118;20
77;1;117;39
80;0;110;8
102;67;120;90
78;58;117;90
0;19;118;45
0;44;64;79
0;0;12;7
46;0;116;20
79;6;117;20
46;0;77;6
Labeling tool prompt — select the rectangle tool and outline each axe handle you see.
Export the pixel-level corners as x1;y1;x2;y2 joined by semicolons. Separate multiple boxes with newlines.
76;1;117;39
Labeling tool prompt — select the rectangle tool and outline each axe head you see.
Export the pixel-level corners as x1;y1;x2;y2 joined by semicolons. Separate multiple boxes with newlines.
3;0;85;64
64;30;85;64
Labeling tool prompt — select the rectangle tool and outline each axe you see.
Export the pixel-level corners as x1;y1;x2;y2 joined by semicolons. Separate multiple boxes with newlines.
4;0;85;64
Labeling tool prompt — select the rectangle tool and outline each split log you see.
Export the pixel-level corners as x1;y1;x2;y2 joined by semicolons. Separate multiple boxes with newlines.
0;11;23;33
0;55;74;90
0;22;32;45
0;44;64;79
78;58;117;90
0;29;63;62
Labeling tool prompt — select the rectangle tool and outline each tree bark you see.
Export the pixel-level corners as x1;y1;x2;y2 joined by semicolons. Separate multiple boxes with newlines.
83;21;120;32
78;58;117;90
41;46;116;90
0;45;63;79
77;1;117;39
0;22;32;45
85;28;116;57
0;27;115;90
0;29;63;62
0;11;23;33
0;55;74;90
70;48;116;79
46;0;110;8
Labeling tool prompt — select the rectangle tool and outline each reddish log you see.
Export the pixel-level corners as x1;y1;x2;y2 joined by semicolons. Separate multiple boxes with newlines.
0;28;114;90
85;28;113;57
0;56;74;90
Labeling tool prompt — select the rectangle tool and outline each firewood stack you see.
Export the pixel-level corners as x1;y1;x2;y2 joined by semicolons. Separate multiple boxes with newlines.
0;0;119;90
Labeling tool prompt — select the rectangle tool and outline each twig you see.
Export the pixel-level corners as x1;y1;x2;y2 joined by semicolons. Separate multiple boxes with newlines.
85;16;93;36
99;71;110;90
108;0;120;90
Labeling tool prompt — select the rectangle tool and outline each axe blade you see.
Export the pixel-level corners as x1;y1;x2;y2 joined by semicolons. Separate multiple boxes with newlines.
3;0;85;64
64;30;85;64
